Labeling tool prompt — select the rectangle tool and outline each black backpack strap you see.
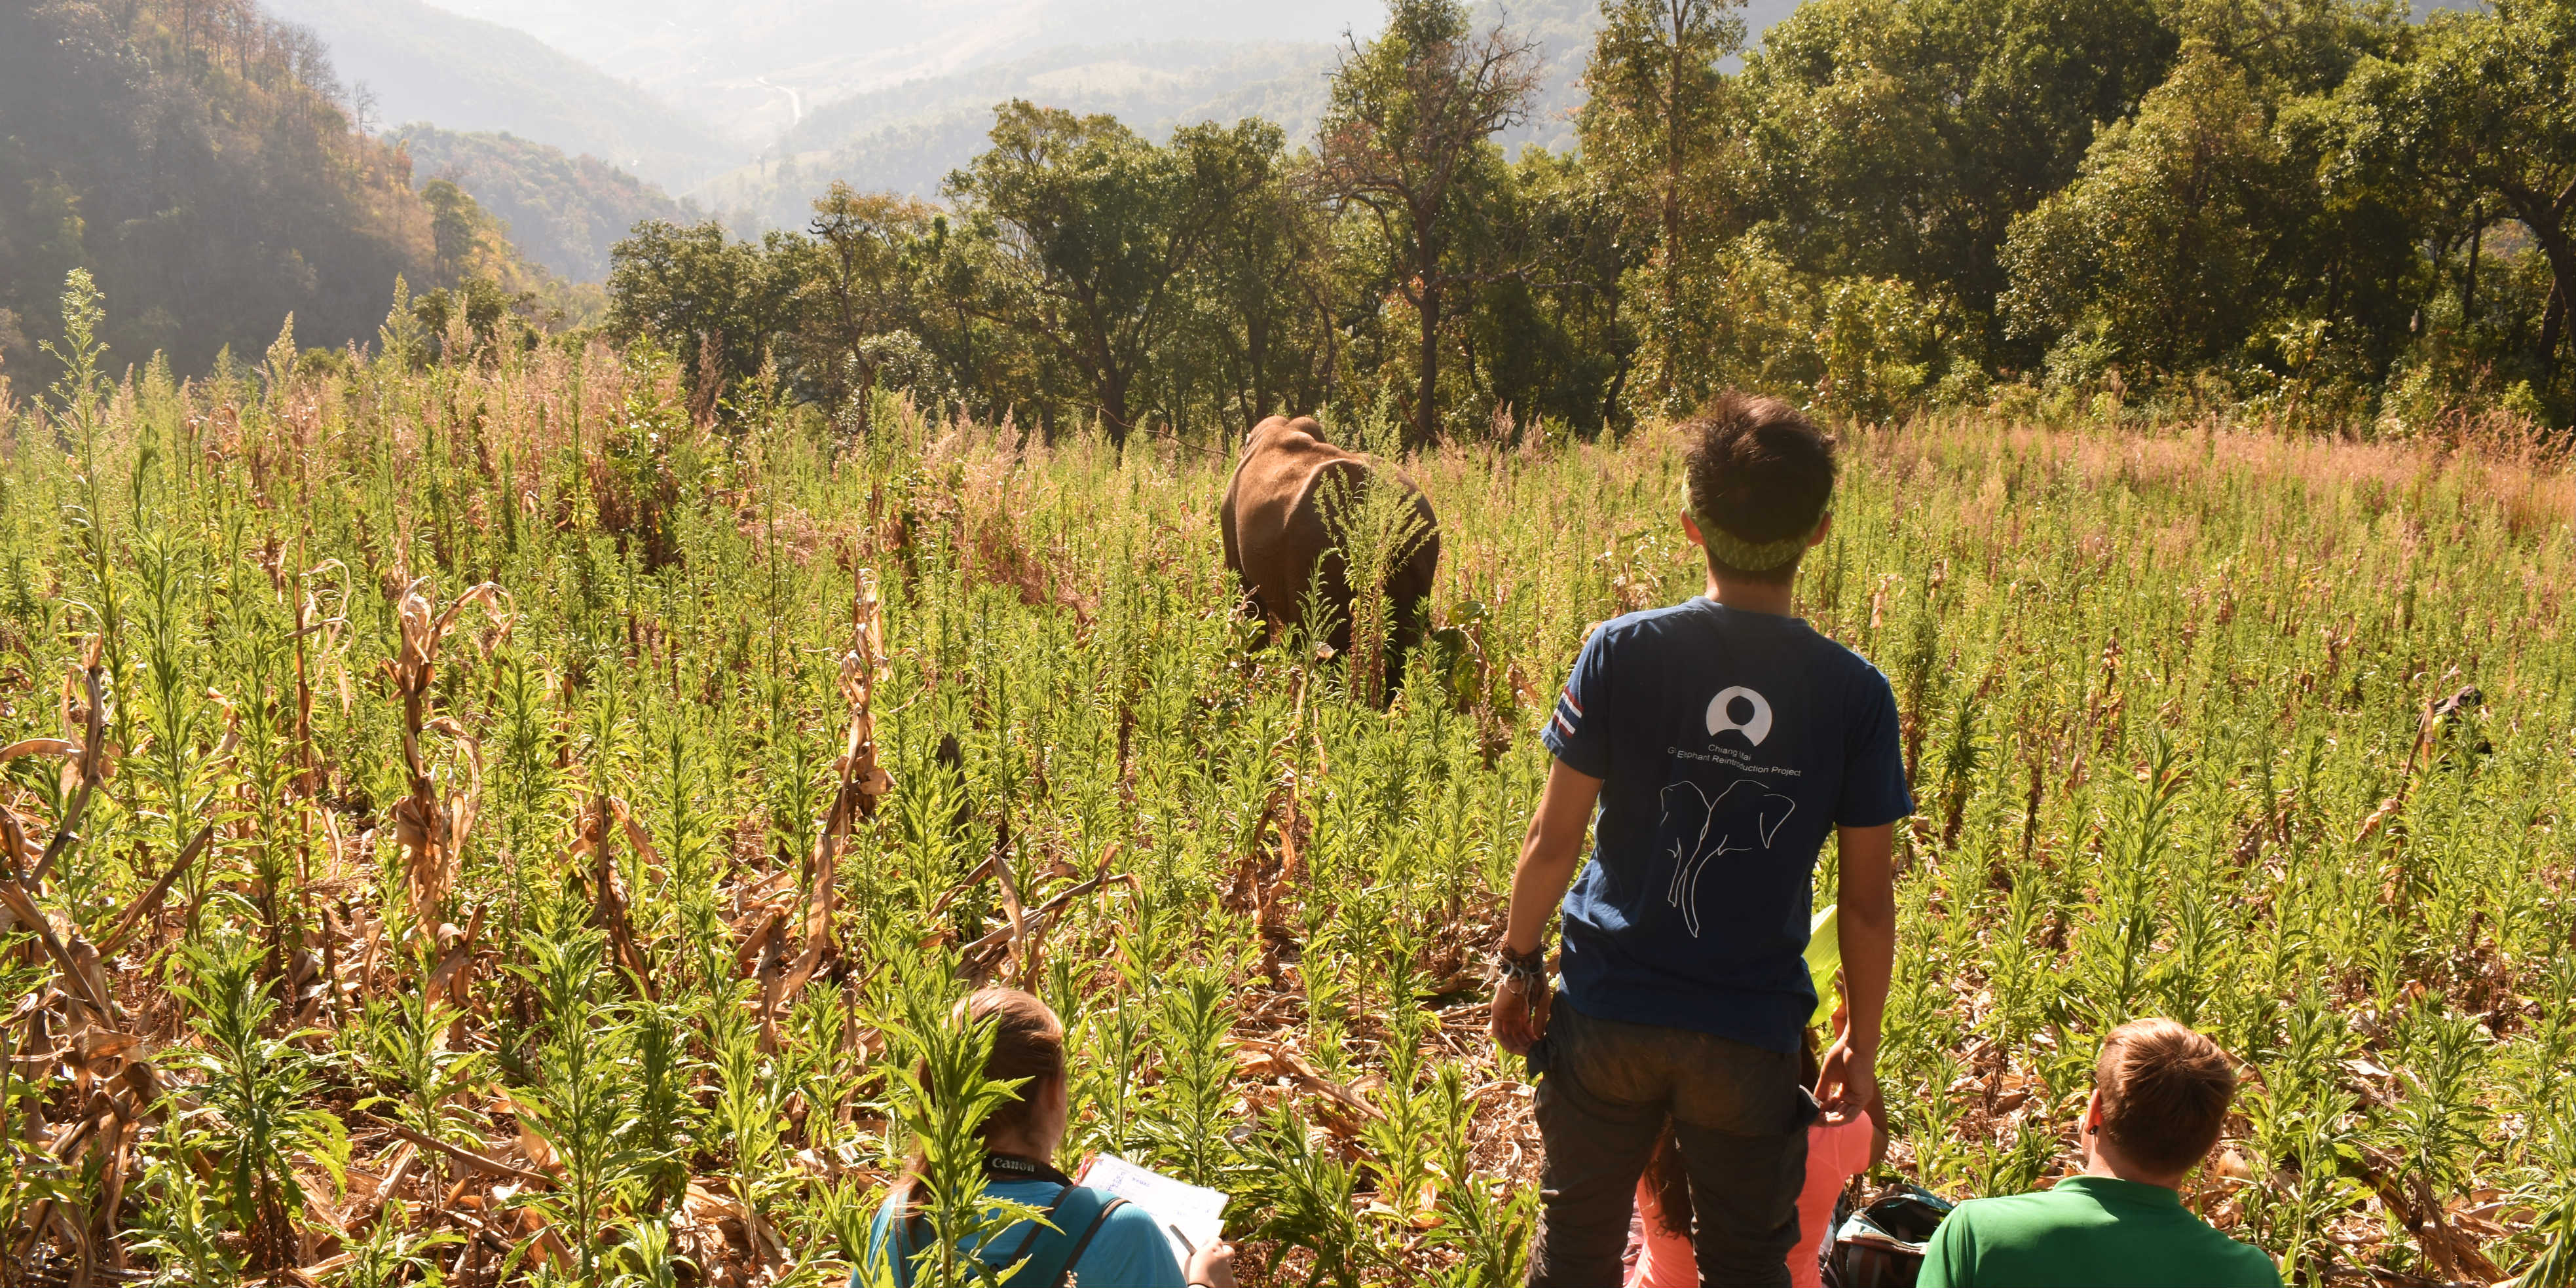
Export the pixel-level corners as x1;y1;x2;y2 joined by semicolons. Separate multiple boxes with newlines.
994;1185;1069;1276
1047;1194;1127;1287
994;1185;1123;1288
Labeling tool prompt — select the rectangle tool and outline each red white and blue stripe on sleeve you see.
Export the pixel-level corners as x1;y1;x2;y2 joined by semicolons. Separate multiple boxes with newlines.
1552;686;1583;740
1543;623;1611;776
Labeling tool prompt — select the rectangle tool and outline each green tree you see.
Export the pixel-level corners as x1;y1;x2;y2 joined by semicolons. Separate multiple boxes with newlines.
945;102;1261;445
1318;0;1539;447
1578;0;1745;409
2001;44;2289;376
605;219;812;422
2347;0;2576;380
1741;0;2180;364
802;183;936;434
1163;119;1332;435
421;179;481;286
1465;151;1644;437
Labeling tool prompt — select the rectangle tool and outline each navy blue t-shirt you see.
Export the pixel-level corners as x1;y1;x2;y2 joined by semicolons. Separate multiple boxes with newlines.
1541;598;1913;1054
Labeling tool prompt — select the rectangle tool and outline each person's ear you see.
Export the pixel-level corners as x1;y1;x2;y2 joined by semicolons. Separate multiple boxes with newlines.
1681;509;1705;547
2083;1088;2103;1133
1809;512;1833;547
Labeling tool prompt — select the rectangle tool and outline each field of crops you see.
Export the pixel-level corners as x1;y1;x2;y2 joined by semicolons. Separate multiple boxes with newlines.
1;331;2572;1287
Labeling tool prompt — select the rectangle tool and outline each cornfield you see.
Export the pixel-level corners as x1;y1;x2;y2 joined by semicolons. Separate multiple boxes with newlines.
2;311;2573;1286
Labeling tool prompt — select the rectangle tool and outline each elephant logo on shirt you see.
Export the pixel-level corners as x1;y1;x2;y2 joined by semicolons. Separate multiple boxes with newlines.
1660;778;1797;938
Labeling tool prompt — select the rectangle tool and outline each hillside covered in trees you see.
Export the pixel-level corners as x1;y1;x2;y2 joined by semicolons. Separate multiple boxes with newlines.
266;0;741;193
0;0;580;380
0;0;443;377
395;126;692;284
610;0;2575;442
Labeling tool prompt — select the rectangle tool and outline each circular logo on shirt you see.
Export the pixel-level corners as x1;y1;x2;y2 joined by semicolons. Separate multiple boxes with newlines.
1706;686;1774;746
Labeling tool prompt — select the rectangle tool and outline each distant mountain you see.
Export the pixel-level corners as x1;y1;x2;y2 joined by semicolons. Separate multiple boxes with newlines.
407;0;1393;143
394;127;691;282
696;40;1345;229
262;0;742;191
693;0;1820;231
0;0;441;375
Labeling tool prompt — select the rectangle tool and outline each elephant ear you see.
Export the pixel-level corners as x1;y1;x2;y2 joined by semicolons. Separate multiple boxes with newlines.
1804;904;1842;1030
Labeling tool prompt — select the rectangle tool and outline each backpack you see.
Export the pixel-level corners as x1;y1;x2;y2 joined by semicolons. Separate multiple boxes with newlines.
881;1184;1128;1288
1825;1186;1954;1288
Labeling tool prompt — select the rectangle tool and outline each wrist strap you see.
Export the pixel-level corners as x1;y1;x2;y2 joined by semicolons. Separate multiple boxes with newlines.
1492;940;1548;989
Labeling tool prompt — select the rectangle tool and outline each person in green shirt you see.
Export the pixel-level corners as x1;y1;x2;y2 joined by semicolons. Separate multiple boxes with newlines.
1919;1018;2281;1288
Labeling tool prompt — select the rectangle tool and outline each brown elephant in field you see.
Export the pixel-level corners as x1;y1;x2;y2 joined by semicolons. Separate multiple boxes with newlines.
1220;415;1440;699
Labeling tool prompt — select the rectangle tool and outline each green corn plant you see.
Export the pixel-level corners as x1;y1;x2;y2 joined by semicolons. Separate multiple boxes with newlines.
512;1012;650;1280
41;269;109;451
1242;1101;1362;1288
709;986;789;1214
508;925;650;1280
1359;1037;1437;1234
2382;1006;2495;1276
2050;733;2187;1069
1070;963;1151;1161
1970;1114;2059;1202
1136;964;1242;1190
781;984;868;1160
129;519;227;940
2507;1119;2576;1288
1425;1066;1533;1288
129;1152;243;1288
629;995;700;1213
603;1217;692;1288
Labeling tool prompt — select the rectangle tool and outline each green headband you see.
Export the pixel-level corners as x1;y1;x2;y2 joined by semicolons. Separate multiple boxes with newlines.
1689;507;1823;571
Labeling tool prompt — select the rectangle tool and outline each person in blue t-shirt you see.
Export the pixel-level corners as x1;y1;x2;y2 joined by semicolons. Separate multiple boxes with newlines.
860;988;1237;1288
1490;393;1912;1288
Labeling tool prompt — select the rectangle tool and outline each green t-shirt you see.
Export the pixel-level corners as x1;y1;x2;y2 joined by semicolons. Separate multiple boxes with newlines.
1917;1175;2281;1288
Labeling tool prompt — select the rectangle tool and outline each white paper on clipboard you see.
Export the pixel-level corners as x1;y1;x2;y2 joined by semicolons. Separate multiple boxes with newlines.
1075;1154;1228;1268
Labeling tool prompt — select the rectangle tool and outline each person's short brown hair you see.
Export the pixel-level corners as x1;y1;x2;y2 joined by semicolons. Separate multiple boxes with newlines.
1681;393;1838;585
2095;1018;2237;1177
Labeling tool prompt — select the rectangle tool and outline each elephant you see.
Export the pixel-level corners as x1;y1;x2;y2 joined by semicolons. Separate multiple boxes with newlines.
1220;415;1440;700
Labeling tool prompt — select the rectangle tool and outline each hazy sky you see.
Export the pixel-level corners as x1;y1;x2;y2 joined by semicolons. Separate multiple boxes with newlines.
420;0;1393;92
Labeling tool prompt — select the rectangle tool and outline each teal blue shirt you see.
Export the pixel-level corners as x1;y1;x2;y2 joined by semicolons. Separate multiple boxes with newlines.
1918;1175;2280;1288
861;1179;1185;1288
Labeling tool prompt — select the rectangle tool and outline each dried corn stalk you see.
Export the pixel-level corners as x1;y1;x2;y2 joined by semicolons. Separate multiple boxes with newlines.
1;653;164;1283
386;579;506;939
764;568;893;1036
558;794;660;998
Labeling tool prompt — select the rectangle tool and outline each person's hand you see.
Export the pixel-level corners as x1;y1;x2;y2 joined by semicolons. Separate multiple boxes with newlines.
1489;973;1551;1056
1814;1032;1878;1123
1186;1240;1239;1288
